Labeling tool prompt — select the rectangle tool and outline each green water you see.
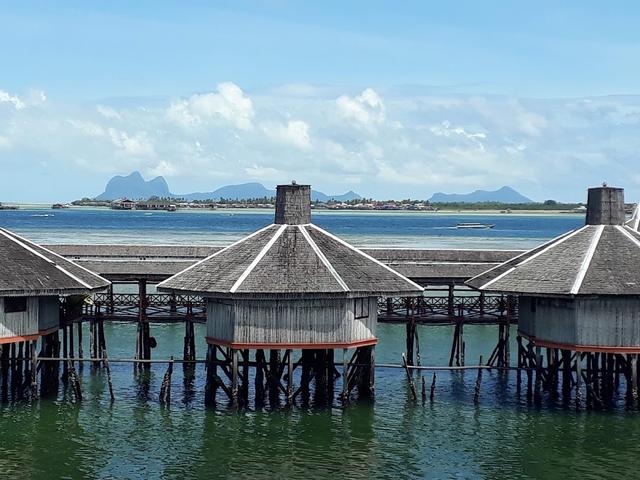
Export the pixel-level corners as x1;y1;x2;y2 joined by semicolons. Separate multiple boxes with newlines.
1;323;639;479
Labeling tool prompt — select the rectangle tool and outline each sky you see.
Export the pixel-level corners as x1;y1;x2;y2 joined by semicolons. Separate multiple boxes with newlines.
1;1;640;202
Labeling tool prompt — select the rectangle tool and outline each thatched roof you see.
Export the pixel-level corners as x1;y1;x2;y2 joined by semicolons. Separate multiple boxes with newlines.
467;224;640;296
157;222;424;298
0;228;110;297
468;186;640;296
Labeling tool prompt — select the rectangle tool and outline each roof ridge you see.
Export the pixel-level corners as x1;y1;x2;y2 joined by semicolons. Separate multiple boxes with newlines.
157;223;276;288
307;224;424;292
466;228;580;287
298;225;349;292
230;224;287;293
571;225;605;295
516;225;589;268
618;225;640;248
0;228;93;290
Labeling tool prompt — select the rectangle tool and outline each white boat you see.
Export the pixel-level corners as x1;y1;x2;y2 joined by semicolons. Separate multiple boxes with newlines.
456;222;495;229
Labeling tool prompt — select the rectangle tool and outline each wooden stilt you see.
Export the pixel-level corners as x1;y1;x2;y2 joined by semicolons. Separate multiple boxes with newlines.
402;353;417;401
103;349;115;402
631;355;638;408
341;348;348;403
30;340;38;400
254;349;265;406
575;353;582;411
474;356;483;404
231;349;239;406
241;349;249;406
159;357;174;406
534;346;542;405
77;321;84;371
430;373;436;402
286;348;293;405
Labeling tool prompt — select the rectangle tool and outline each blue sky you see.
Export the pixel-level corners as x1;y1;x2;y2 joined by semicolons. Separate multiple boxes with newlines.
1;1;640;201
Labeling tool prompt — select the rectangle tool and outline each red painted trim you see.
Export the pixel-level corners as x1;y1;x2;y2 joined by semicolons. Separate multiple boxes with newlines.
205;336;378;350
518;331;640;354
0;333;40;345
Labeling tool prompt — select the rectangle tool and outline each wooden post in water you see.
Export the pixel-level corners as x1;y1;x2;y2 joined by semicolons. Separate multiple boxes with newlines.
231;349;239;406
77;321;84;371
631;354;638;408
30;340;37;400
430;373;436;402
102;349;115;402
241;349;249;406
575;353;582;411
405;308;415;366
402;353;417;401
562;349;572;403
474;356;484;404
341;348;348;403
534;346;542;405
286;348;293;405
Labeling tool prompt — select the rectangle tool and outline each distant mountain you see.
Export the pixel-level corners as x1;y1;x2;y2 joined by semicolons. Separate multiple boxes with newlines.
181;183;273;201
429;186;533;204
313;190;361;202
94;172;361;202
95;172;172;200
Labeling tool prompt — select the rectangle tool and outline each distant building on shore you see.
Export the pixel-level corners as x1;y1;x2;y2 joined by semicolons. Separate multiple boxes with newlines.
110;198;135;210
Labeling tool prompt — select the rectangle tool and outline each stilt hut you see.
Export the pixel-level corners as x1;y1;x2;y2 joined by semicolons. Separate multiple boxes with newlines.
0;227;109;392
467;185;640;407
158;182;423;405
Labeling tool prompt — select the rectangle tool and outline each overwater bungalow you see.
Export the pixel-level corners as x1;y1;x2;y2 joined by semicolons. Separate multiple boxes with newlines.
0;227;109;370
157;182;423;405
467;185;640;407
110;198;135;210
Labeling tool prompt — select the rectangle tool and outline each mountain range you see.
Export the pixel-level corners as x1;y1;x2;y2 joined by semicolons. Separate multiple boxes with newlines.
428;186;533;203
95;172;362;202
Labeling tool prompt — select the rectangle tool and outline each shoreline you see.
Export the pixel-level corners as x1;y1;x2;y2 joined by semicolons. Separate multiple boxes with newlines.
1;204;586;217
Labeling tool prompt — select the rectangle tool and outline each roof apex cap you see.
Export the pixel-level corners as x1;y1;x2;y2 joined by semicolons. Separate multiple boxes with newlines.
275;183;311;225
586;185;625;225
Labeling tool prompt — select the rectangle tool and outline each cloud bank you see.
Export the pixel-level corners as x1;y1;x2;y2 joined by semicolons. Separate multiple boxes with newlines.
1;83;640;202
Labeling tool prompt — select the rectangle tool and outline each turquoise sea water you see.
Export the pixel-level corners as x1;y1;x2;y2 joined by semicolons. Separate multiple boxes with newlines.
3;208;637;479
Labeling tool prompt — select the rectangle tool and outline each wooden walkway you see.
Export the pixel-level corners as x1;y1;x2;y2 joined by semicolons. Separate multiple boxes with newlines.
83;291;518;326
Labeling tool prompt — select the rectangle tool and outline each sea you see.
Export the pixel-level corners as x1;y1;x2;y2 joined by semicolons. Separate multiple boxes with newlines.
2;207;639;479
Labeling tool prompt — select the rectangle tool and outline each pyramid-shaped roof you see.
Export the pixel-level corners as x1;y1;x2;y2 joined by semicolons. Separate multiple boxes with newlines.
0;228;110;296
158;184;423;298
467;186;640;296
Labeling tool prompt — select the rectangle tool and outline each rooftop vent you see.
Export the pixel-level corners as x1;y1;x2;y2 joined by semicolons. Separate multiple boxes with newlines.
274;183;311;225
586;186;625;226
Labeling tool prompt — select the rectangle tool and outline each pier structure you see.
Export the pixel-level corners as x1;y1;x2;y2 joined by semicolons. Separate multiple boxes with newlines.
156;183;424;406
0;228;109;399
50;244;521;369
468;185;640;409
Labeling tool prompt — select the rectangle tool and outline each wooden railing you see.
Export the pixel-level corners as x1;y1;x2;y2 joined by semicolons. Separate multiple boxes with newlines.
83;292;518;325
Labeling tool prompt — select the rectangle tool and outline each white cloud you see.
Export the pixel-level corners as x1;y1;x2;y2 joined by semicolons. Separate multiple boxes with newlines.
336;88;385;126
97;105;122;120
261;119;311;149
107;128;155;157
167;82;254;130
149;160;178;177
2;83;640;201
0;90;25;110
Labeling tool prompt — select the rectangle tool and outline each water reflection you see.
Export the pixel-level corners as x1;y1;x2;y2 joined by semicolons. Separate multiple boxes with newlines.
0;322;639;478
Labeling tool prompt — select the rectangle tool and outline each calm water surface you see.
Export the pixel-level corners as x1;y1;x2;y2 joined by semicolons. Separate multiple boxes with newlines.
2;208;636;479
